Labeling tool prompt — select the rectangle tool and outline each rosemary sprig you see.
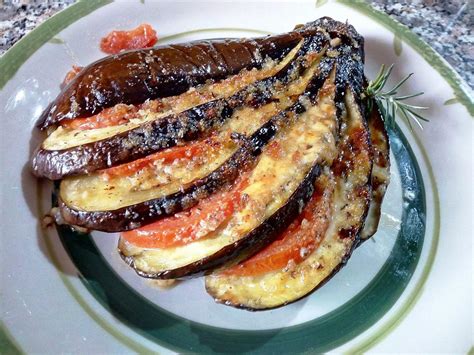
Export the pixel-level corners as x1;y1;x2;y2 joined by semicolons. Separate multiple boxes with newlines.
365;64;429;131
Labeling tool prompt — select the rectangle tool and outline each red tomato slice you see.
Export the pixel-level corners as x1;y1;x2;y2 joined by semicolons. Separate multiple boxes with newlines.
121;178;248;248
100;23;158;55
222;181;332;277
100;139;210;179
61;104;139;130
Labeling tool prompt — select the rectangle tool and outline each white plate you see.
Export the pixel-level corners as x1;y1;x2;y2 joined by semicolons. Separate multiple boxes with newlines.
1;0;472;353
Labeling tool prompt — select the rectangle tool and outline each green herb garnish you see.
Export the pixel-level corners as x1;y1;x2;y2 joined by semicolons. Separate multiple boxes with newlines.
365;64;429;131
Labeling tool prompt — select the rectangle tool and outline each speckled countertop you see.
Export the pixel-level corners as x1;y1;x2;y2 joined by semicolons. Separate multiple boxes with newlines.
0;0;472;88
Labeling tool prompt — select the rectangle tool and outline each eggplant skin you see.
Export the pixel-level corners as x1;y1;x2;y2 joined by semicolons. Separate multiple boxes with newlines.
38;16;360;129
37;33;302;129
360;103;390;241
120;163;322;280
32;34;326;180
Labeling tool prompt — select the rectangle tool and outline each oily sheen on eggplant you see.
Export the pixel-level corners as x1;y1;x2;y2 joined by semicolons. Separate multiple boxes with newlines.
58;44;334;232
32;33;327;180
32;42;303;180
205;89;373;310
118;71;339;279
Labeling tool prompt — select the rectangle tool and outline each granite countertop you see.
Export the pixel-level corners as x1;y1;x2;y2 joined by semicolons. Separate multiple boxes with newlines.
0;0;472;88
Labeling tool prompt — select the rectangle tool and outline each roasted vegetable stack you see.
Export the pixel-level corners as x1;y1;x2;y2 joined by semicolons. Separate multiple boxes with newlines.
32;17;390;310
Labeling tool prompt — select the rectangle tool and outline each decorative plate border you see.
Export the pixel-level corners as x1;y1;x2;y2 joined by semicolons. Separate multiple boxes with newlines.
2;0;466;352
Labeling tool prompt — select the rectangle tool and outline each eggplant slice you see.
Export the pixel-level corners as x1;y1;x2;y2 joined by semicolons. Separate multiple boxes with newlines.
33;41;303;179
119;71;339;279
59;49;334;231
41;40;306;152
38;33;303;129
205;88;373;310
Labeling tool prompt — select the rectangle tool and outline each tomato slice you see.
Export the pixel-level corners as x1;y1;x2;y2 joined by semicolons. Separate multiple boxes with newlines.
222;180;332;276
61;65;83;88
100;23;158;54
121;178;248;248
100;139;213;179
61;104;139;130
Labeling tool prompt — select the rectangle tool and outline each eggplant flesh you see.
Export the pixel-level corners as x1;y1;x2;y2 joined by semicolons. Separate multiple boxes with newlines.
38;32;303;129
58;52;331;232
119;74;338;279
205;89;373;310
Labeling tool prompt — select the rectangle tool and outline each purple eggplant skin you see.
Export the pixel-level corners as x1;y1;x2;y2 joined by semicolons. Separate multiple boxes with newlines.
31;32;330;180
120;163;322;280
59;61;336;232
37;33;303;129
359;101;391;242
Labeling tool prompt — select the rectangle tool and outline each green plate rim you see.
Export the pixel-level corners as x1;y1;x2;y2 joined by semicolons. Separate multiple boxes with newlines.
0;0;112;90
1;0;453;352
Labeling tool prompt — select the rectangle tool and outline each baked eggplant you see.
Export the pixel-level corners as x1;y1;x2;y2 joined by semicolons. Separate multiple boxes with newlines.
58;46;333;231
32;17;363;180
118;70;339;279
205;88;373;310
38;33;304;129
32;41;303;180
33;17;391;310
